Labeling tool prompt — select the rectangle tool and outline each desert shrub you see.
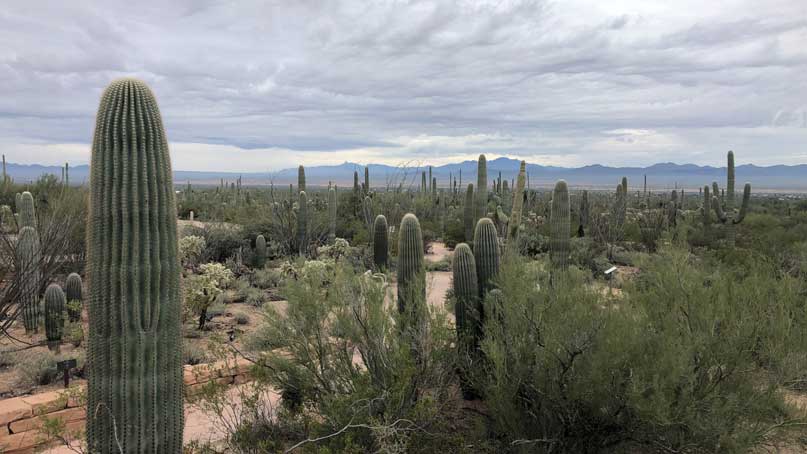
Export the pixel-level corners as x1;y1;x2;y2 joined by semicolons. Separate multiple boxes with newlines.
442;215;464;249
233;312;249;325
251;267;283;289
64;320;84;347
183;343;209;366
425;257;451;272
184;263;234;329
15;350;60;388
179;235;206;268
200;224;245;263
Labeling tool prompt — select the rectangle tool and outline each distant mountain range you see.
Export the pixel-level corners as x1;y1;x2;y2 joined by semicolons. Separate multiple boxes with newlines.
5;158;807;192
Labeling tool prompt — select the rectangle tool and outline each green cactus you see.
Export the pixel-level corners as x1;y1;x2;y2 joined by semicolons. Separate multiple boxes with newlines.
328;187;337;243
397;213;425;317
86;79;183;453
364;166;370;194
17;226;41;333
18;191;36;229
363;196;373;235
65;272;83;322
668;190;679;227
621;176;628;197
298;165;306;192
614;183;627;228
373;214;389;271
452;242;481;398
476;154;487;221
550;180;570;274
712;151;751;248
505;161;526;256
421;171;427;193
255;234;267;268
353;171;360;193
578;190;590;237
44;283;65;352
464;184;475;242
298;191;308;256
702;185;711;230
473;218;500;298
15;192;21;213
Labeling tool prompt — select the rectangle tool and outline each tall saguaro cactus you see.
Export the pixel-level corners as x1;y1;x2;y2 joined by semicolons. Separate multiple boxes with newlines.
65;272;83;322
701;185;711;232
373;214;389;271
505;160;526;256
476;154;487;221
452;242;481;398
397;214;425;318
578;190;590;237
463;184;475;242
87;79;183;453
328;187;337;243
550;180;570;274
473;218;500;298
44;283;65;352
298;165;306;192
17;226;41;333
298;191;308;257
364;166;370;194
18;191;36;229
711;151;751;248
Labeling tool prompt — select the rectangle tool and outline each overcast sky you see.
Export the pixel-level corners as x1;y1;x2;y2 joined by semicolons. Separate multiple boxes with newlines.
1;0;805;171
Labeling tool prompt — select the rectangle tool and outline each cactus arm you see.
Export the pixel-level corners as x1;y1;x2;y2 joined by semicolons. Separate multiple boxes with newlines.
735;183;751;224
712;195;727;223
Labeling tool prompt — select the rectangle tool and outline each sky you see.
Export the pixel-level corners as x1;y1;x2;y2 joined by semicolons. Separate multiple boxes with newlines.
0;0;805;172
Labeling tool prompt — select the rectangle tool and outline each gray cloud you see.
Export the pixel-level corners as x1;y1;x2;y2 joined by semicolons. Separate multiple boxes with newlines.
0;0;805;170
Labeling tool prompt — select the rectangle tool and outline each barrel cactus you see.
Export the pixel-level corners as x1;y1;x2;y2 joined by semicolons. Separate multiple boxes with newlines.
397;214;425;318
18;191;36;229
17;226;41;333
65;272;83;322
298;165;306;192
298;191;308;256
473;218;500;297
476;154;487;221
505;161;526;255
373;215;389;271
255;234;267;268
550;180;570;274
328;187;337;243
44;283;65;352
712;151;751;248
86;79;183;453
463;184;475;242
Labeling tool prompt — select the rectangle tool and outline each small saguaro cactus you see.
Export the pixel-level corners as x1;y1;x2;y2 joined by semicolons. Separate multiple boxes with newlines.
452;242;481;398
18;191;36;229
298;191;308;256
578;190;590;237
328;187;337;243
363;196;374;234
473;218;500;298
44;283;66;352
476;154;487;221
505;161;526;256
86;78;183;453
711;151;751;248
255;234;267;268
621;177;628;197
397;213;425;318
65;272;83;322
364;166;370;194
701;185;711;230
464;184;475;242
298;165;306;192
373;215;389;270
353;171;360;193
421;171;427;193
550;180;570;274
17;226;41;333
667;190;679;227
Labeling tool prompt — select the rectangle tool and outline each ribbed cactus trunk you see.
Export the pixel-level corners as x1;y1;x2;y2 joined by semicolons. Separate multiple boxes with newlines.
397;214;425;320
255;234;267;268
18;191;36;229
328;187;337;243
505;161;526;256
702;185;711;232
711;151;751;248
65;272;83;322
87;79;183;453
298;165;306;192
550;180;570;276
353;171;360;193
298;191;308;257
44;284;65;352
452;242;480;398
364;166;370;194
372;215;389;271
463;184;475;242
668;190;679;227
473;218;500;298
421;171;427;193
476;155;487;221
362;196;373;236
17;226;41;333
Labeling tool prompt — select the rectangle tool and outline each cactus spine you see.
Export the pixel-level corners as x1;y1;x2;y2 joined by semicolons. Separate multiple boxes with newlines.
473;218;500;298
298;191;308;256
298;165;306;192
328;187;337;243
65;272;83;322
550;180;570;274
373;214;389;271
255;234;267;268
505;161;526;256
87;79;183;453
711;151;751;248
17;226;41;333
397;214;425;317
463;184;474;242
476;155;487;221
44;284;65;352
18;191;36;229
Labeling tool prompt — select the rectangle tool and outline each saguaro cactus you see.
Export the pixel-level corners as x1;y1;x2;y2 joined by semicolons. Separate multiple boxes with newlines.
550;180;570;274
17;226;41;333
298;191;308;256
667;190;679;227
476;154;487;221
18;191;36;229
505;161;526;255
364;166;370;194
44;284;65;352
87;79;183;453
701;185;711;231
578;190;590;237
397;214;425;317
328;187;337;243
473;218;500;297
373;215;389;271
452;242;481;398
255;234;267;268
363;196;374;235
298;165;306;192
712;151;751;248
463;184;475;242
65;272;83;322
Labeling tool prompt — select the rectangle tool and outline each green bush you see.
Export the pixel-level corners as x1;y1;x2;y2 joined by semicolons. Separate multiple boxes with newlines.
15;350;60;388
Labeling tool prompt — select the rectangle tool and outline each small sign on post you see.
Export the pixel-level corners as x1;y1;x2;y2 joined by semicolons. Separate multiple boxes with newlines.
604;266;618;295
57;358;77;388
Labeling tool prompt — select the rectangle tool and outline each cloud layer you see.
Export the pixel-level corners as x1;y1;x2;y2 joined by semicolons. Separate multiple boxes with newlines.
1;0;805;170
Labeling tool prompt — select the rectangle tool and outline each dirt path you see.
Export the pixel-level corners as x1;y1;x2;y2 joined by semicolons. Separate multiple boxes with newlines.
425;242;452;263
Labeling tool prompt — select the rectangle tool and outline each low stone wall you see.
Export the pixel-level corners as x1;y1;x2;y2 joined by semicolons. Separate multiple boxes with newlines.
0;357;253;453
